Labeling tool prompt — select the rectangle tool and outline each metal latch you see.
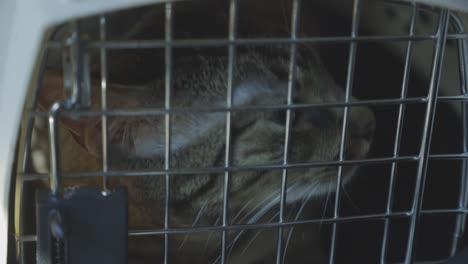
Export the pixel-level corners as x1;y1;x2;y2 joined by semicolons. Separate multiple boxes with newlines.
35;22;128;264
36;186;128;264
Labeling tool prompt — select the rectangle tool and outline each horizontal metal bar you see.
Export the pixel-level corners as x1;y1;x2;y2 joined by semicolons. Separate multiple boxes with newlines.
421;208;468;215
438;95;468;102
16;208;468;242
44;34;468;50
22;153;468;181
129;212;411;236
44;35;437;50
21;155;420;180
430;153;468;160
376;0;441;11
127;209;468;236
16;235;37;242
28;95;468;119
381;0;468;18
30;97;431;118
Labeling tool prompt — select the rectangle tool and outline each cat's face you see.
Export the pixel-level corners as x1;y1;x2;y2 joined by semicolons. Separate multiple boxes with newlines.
40;47;375;221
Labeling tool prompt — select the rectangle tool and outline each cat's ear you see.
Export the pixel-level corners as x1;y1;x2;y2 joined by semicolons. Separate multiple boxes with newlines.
38;72;141;158
38;72;100;157
37;72;95;145
38;72;157;158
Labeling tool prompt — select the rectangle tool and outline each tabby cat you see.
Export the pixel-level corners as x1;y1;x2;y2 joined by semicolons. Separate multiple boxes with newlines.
38;0;375;263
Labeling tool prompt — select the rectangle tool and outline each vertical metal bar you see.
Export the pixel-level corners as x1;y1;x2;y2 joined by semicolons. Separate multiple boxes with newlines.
67;21;82;108
19;240;24;264
221;0;238;263
49;21;89;198
329;1;361;263
380;4;417;263
448;12;468;257
276;0;301;263
404;9;449;264
164;3;173;264
16;48;49;264
456;106;468;256
55;23;89;198
100;15;109;193
21;49;49;173
49;103;63;197
63;21;91;110
449;13;468;94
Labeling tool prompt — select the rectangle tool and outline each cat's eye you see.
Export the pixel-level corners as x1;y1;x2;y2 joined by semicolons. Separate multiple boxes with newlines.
296;108;336;129
272;110;296;126
274;108;336;128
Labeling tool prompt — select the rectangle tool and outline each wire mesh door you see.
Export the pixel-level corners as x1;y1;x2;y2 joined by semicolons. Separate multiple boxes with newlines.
11;0;468;263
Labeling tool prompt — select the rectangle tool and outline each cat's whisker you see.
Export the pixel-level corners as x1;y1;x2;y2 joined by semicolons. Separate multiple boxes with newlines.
285;201;299;224
223;182;301;262
319;184;332;237
283;186;316;264
204;215;221;256
178;200;209;252
342;184;362;213
211;256;220;264
226;195;279;255
193;200;209;226
122;122;129;142
247;195;280;224
244;182;300;225
213;180;330;263
283;229;295;263
240;211;280;256
276;204;299;264
233;183;304;261
236;190;280;224
231;197;255;224
226;185;300;262
177;235;190;252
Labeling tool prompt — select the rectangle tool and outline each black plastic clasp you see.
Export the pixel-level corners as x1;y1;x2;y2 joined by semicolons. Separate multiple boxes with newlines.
36;186;128;264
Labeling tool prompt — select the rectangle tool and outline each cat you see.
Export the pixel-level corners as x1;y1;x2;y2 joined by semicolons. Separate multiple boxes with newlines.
37;0;376;263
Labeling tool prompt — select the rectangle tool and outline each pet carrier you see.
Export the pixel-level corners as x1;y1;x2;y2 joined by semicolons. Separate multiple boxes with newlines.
1;0;468;263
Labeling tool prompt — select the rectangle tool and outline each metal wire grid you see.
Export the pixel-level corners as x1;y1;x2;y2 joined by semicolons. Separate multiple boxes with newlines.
12;0;468;263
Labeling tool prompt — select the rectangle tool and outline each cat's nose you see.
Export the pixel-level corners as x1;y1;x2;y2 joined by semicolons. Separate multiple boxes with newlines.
301;108;337;129
349;107;376;142
358;119;375;141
